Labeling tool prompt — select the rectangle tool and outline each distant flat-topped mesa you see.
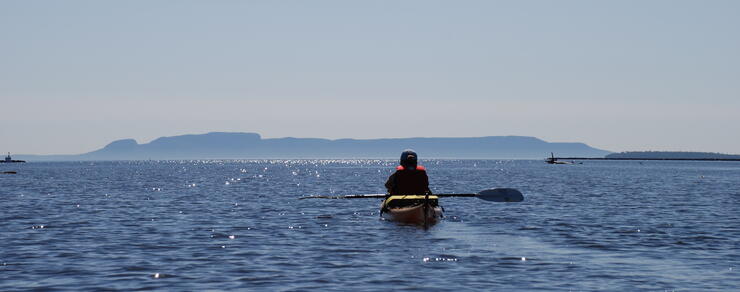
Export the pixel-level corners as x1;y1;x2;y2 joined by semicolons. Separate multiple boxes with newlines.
16;132;611;161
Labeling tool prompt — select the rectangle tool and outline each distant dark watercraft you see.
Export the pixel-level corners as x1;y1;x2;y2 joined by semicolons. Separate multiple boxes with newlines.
1;153;25;163
545;152;572;164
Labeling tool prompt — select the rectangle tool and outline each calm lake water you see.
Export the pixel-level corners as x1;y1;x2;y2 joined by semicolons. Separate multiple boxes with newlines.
1;160;738;291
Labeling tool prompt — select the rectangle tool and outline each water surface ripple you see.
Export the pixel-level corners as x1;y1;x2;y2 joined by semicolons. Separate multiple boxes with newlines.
1;160;738;290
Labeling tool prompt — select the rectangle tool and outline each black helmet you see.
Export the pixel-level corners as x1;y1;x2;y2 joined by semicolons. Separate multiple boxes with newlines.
400;149;418;168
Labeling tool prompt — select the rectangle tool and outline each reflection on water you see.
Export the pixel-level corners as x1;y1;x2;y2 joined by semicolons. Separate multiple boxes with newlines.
0;160;738;290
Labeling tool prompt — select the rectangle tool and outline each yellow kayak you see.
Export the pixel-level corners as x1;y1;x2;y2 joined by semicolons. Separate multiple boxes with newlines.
380;195;443;226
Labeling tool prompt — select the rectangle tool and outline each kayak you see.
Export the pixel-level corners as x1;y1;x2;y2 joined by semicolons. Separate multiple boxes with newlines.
380;195;443;226
301;188;523;227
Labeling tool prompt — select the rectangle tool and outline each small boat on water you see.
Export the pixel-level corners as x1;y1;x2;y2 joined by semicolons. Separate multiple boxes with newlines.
1;153;25;163
380;194;443;226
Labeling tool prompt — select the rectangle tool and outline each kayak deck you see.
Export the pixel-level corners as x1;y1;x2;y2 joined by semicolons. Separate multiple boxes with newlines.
380;195;443;226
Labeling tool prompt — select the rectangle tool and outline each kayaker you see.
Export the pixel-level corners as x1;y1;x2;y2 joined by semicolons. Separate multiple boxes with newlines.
385;149;431;196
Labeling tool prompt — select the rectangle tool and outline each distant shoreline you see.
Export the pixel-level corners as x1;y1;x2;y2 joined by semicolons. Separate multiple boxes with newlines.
605;151;740;160
556;157;740;162
552;151;740;162
11;132;611;161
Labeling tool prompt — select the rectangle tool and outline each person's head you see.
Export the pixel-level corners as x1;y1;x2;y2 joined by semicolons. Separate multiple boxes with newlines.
400;149;418;169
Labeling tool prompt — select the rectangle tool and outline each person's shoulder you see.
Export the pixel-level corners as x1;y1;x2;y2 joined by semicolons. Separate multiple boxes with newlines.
395;165;426;171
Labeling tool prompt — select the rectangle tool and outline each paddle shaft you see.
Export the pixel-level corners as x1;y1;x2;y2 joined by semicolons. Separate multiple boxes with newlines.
436;193;477;198
300;188;523;202
301;193;479;199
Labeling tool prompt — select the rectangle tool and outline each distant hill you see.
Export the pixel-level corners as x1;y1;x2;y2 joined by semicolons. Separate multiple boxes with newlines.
606;151;740;159
16;132;611;161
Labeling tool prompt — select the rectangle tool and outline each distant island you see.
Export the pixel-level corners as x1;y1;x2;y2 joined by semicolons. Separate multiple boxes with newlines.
14;132;611;161
606;151;740;160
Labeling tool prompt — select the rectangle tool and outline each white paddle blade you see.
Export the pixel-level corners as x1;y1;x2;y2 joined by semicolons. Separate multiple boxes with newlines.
478;188;524;202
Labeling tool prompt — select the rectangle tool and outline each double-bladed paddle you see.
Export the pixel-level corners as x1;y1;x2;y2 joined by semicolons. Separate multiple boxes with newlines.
299;188;523;202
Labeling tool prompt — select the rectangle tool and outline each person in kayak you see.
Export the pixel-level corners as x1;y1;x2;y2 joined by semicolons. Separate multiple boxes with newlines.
385;149;431;196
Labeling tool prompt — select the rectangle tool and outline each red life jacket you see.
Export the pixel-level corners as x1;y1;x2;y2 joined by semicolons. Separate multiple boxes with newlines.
396;165;426;171
389;165;429;195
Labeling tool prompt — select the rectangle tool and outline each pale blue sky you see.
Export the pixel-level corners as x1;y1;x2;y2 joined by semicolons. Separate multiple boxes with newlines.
1;0;738;155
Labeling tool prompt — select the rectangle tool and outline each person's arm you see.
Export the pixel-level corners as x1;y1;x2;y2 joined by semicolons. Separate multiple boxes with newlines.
385;172;396;194
423;171;432;194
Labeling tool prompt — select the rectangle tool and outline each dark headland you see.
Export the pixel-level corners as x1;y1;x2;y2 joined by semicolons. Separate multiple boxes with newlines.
554;151;740;162
14;132;611;161
606;151;740;160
